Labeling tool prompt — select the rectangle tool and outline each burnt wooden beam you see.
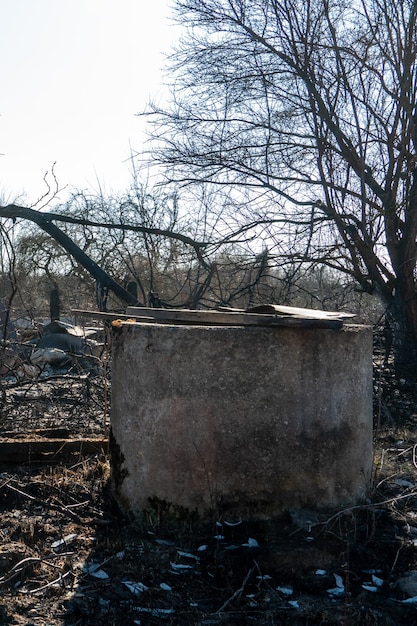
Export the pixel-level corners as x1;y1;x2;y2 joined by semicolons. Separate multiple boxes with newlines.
0;437;108;463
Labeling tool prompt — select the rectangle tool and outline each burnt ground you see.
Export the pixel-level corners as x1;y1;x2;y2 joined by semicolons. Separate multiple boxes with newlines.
2;343;417;624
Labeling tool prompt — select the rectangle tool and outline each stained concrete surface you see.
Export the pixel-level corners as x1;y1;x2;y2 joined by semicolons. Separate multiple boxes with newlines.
110;321;372;519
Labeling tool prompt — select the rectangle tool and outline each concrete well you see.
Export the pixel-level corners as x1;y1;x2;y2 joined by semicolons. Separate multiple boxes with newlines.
110;320;373;519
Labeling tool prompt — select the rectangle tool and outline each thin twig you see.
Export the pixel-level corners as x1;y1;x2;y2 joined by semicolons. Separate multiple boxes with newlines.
0;557;42;586
216;566;256;613
0;553;71;586
323;490;417;529
3;482;86;523
20;570;75;595
3;373;90;390
412;444;417;469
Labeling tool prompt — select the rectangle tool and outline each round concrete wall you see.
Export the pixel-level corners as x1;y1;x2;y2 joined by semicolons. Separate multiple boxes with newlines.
110;322;373;519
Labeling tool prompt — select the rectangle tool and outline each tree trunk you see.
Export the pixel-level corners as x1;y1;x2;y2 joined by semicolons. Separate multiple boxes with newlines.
386;289;417;381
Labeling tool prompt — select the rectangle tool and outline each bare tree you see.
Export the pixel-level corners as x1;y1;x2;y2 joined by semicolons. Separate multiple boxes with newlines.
0;198;317;317
0;179;214;312
146;0;417;378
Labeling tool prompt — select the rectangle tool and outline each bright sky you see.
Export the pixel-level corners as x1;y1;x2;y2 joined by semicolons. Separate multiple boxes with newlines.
0;0;179;204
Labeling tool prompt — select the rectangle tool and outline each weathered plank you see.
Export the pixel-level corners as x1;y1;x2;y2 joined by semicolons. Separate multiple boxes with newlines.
0;438;108;463
246;304;355;319
0;428;71;440
72;309;154;322
124;306;346;329
73;305;353;329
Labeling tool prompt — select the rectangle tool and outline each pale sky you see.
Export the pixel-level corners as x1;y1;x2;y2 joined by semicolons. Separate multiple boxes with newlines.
0;0;179;204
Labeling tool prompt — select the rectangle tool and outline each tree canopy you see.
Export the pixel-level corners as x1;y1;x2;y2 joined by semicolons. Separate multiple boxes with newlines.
147;0;417;376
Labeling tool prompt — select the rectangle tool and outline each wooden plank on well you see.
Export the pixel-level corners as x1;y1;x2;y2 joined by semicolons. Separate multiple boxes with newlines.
72;306;350;329
124;306;345;329
246;304;355;319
